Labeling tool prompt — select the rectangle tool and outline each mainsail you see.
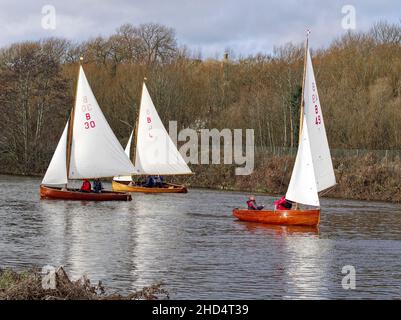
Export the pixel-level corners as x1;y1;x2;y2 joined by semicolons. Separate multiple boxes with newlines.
133;83;192;175
42;66;135;184
285;45;336;207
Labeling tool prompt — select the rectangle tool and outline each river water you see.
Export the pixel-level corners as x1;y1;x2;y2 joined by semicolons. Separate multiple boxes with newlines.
1;174;401;299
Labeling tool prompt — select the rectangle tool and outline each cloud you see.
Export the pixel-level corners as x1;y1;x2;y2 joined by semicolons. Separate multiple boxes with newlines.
0;0;400;57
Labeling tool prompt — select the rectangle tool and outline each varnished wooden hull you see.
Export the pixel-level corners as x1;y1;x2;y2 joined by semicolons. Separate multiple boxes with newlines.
112;180;187;193
232;208;320;227
40;185;132;201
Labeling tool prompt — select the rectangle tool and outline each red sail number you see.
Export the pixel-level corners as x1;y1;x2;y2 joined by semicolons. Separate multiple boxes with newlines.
84;121;96;129
84;112;96;129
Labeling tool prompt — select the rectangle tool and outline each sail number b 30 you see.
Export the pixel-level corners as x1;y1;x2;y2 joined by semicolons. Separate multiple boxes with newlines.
82;96;96;129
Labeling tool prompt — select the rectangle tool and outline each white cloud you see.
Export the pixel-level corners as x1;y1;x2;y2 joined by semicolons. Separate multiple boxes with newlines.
0;0;400;57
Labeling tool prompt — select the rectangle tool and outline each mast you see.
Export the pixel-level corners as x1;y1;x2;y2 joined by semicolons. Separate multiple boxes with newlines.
65;57;82;186
132;78;146;167
294;30;310;210
298;30;310;145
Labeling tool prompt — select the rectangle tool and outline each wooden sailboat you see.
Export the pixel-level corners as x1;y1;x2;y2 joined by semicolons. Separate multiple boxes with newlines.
112;82;192;193
40;62;135;201
233;32;336;226
233;207;321;226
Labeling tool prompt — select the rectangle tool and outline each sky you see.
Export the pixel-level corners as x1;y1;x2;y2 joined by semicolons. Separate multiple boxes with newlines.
0;0;400;58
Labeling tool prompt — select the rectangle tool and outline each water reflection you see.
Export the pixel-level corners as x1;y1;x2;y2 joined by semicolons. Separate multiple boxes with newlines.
1;175;401;299
38;199;137;290
236;221;320;237
234;219;329;299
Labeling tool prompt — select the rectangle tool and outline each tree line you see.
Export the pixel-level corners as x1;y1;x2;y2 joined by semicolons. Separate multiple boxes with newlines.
1;21;401;175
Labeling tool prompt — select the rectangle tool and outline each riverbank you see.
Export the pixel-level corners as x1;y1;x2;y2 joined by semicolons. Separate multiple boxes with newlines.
183;153;401;203
2;153;400;202
0;267;169;300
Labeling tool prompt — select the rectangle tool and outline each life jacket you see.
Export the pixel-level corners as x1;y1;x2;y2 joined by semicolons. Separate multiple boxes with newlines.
81;180;91;192
274;196;292;210
247;199;257;210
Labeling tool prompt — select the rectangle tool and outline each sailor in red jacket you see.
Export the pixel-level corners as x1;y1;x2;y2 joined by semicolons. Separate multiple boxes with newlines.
80;179;91;193
274;196;293;210
246;196;264;210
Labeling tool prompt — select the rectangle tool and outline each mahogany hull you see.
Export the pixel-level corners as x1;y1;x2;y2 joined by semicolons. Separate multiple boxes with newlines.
232;208;320;227
112;180;187;194
40;185;132;201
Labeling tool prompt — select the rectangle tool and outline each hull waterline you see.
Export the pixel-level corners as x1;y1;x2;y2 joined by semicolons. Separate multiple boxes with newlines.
40;185;132;201
112;180;187;194
232;208;320;227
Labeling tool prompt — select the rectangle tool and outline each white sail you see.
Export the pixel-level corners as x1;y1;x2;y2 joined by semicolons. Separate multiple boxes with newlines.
113;131;134;182
286;119;320;206
134;83;192;175
42;122;69;185
303;47;336;192
285;46;335;206
68;66;135;179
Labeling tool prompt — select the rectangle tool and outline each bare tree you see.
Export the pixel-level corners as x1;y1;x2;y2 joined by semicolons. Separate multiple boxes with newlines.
0;41;70;174
134;23;178;65
83;37;111;65
114;24;143;63
370;20;401;45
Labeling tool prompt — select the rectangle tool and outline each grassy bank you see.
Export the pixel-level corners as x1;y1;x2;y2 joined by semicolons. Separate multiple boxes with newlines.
182;153;401;202
0;267;168;300
1;153;400;203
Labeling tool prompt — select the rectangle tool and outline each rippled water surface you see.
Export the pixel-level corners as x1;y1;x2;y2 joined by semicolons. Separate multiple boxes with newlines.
1;174;401;299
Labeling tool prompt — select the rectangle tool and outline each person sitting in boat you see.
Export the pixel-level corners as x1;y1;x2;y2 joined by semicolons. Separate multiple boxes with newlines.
154;175;164;187
143;175;155;188
274;196;293;210
80;179;91;193
246;196;264;210
93;178;103;193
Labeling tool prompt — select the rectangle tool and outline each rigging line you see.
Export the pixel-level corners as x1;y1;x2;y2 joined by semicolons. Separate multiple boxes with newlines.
319;185;336;197
278;151;291;193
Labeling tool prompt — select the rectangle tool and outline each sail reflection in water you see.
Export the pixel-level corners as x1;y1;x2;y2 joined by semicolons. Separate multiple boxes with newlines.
234;222;331;299
2;176;401;299
38;199;137;289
